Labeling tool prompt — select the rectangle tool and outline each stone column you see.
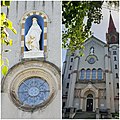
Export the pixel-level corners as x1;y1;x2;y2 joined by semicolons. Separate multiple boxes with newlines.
80;97;83;110
107;108;112;118
96;98;98;108
108;55;115;113
95;90;99;109
105;47;110;109
96;108;99;119
67;50;79;107
69;108;75;118
110;73;115;113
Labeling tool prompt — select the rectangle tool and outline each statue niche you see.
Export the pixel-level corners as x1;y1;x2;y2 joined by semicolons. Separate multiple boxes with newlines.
24;15;44;58
25;18;42;51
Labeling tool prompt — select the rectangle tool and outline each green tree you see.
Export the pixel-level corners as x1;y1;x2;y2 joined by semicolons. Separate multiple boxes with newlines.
62;1;119;56
0;0;17;75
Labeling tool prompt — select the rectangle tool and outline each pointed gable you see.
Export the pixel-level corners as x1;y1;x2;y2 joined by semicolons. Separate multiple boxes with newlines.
84;35;106;47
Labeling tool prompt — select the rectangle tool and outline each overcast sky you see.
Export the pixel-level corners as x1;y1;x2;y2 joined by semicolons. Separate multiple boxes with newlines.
62;5;119;63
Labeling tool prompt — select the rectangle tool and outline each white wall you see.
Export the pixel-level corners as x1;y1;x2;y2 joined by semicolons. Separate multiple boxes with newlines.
79;37;105;70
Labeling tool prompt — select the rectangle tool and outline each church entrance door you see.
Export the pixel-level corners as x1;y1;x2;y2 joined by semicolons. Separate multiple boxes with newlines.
86;94;93;111
86;98;93;111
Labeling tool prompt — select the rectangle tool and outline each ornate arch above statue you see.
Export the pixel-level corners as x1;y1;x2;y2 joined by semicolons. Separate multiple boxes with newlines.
20;11;48;58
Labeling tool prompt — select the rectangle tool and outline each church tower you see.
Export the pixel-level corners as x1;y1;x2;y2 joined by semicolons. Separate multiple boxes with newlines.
106;13;119;44
106;13;119;112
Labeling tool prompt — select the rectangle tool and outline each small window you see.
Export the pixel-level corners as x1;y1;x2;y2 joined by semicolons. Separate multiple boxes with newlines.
69;66;72;70
71;58;73;62
92;69;96;80
98;68;102;80
62;102;65;108
112;36;116;42
65;91;68;95
80;69;85;80
86;69;90;80
113;51;117;55
117;93;119;96
115;64;117;69
114;56;117;61
116;73;119;78
117;83;119;89
66;83;69;88
68;74;70;79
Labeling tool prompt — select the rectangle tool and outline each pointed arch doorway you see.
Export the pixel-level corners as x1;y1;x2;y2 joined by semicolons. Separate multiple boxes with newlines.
80;84;99;112
86;94;93;111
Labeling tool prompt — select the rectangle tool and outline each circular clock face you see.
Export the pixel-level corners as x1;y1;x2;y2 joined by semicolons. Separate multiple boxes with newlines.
88;57;95;64
18;77;50;106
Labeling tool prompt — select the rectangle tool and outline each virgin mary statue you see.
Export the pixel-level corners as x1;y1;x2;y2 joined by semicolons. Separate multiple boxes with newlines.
25;18;42;51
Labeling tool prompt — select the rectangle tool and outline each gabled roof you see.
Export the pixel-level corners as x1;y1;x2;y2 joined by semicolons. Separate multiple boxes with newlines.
84;35;106;47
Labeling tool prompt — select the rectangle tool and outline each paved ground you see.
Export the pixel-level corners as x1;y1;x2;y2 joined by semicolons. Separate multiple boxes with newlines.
73;111;96;119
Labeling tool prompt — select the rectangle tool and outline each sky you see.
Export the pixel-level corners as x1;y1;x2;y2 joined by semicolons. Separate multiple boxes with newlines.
62;4;119;63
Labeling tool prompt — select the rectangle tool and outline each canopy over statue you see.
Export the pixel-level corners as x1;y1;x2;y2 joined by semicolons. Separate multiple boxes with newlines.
25;18;42;51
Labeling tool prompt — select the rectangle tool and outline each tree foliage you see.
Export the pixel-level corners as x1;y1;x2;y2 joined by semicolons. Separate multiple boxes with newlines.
62;1;119;55
0;0;17;75
1;0;11;6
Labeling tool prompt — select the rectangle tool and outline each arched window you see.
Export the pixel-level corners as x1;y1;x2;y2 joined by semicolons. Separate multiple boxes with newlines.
86;69;90;80
98;68;102;80
92;69;96;80
80;69;85;80
111;36;116;42
115;64;117;69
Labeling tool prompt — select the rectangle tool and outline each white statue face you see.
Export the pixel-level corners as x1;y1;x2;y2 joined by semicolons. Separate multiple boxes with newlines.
32;18;37;21
32;18;38;26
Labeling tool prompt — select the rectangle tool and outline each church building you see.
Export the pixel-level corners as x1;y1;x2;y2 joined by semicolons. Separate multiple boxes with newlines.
1;1;61;119
62;13;119;119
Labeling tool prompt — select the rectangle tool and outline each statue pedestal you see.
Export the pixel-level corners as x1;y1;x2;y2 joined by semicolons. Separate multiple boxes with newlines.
24;51;44;58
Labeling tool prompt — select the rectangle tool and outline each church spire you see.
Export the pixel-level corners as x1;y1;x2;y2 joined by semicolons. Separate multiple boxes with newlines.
108;13;116;33
106;12;119;44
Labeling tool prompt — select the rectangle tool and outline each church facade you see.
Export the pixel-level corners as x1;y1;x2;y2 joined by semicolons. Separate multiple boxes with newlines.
1;1;61;119
62;14;119;118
